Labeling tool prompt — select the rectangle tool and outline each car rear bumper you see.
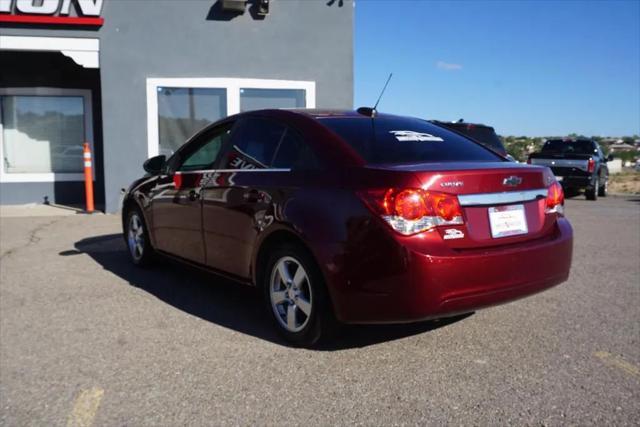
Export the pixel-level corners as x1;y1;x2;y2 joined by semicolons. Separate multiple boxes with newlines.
326;218;573;324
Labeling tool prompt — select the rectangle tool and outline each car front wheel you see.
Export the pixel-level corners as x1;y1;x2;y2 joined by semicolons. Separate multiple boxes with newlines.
125;207;155;266
263;244;335;346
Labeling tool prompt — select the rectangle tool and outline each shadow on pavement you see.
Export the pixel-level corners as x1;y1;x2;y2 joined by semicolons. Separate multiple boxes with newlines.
61;234;472;350
563;188;581;199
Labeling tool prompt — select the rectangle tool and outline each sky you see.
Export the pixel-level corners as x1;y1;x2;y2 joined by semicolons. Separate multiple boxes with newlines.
354;0;640;137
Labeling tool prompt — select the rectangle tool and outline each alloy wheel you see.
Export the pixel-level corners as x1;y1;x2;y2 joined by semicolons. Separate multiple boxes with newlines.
128;213;145;262
269;256;313;333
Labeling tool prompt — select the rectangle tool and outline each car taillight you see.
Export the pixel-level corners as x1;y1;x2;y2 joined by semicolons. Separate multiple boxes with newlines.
359;188;464;235
393;189;428;220
545;181;564;215
587;158;595;173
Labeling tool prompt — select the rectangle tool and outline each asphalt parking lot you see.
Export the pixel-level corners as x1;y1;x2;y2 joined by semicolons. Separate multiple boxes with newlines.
1;196;638;425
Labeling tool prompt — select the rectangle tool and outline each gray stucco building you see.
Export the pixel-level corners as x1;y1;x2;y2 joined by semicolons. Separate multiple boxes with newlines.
0;0;353;212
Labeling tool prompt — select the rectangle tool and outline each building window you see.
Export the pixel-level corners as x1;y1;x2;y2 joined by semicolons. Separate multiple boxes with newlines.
157;87;227;157
0;88;93;183
239;88;306;112
1;96;85;173
147;78;315;158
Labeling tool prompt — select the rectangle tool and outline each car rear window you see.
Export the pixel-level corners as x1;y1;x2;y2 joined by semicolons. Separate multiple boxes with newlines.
541;140;596;155
318;116;503;165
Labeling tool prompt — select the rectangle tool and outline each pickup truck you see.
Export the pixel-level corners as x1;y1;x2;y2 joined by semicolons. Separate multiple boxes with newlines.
431;119;514;160
528;138;611;200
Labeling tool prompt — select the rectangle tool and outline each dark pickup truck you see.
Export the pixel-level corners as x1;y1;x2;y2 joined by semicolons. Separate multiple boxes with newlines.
528;138;612;200
431;120;511;159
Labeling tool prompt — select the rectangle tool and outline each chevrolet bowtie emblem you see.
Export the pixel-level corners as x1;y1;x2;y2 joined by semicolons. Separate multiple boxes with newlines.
503;176;523;187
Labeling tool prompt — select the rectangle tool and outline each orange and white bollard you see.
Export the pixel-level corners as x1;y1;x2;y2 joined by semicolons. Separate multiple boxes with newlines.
83;142;95;213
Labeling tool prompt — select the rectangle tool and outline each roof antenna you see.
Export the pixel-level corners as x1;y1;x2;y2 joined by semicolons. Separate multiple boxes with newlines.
357;73;393;118
373;73;393;111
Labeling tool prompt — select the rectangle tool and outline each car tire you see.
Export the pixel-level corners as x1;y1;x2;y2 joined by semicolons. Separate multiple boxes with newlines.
586;177;598;201
598;176;608;197
263;243;337;347
125;206;155;267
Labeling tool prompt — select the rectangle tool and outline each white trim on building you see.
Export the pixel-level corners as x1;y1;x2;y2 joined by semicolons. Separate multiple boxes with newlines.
0;35;100;68
145;77;316;158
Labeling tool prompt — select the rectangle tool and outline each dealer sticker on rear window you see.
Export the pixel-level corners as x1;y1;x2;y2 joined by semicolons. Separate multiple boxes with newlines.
389;130;444;142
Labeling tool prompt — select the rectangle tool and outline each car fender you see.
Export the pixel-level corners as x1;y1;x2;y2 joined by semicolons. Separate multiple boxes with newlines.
248;187;361;286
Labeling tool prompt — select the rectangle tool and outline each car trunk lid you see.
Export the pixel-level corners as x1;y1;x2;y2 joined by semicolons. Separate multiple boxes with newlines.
368;162;558;249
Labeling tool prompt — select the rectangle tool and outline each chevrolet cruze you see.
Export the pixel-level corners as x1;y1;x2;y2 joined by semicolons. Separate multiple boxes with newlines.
122;109;573;346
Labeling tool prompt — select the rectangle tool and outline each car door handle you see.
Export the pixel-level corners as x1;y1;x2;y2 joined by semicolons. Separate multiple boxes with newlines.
188;190;200;201
243;189;261;203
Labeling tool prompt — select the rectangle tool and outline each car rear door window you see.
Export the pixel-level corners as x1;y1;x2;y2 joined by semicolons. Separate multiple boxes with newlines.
319;116;503;165
271;128;321;170
220;117;285;170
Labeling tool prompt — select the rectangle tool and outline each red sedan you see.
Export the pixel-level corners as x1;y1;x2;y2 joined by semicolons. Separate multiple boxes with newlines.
122;109;573;346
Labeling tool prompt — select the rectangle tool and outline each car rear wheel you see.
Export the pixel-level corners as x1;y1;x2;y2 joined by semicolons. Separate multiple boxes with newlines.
263;244;336;347
125;207;155;266
598;176;608;197
586;177;598;201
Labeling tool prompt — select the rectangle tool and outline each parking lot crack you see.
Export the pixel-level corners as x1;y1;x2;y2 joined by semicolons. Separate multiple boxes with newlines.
0;218;64;260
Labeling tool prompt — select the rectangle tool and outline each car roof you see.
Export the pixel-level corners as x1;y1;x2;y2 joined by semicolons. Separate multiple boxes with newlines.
287;109;364;118
243;108;419;121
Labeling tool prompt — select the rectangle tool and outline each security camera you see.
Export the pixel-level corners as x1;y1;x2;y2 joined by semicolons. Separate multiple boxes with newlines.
220;0;247;13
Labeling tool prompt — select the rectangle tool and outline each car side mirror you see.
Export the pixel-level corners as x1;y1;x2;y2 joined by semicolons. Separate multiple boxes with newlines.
143;155;166;175
606;154;614;162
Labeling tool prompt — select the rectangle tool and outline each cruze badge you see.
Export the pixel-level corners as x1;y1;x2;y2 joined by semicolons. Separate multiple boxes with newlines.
503;176;523;187
440;181;463;188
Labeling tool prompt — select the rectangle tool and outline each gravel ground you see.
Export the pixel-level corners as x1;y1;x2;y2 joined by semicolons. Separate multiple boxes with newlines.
609;171;640;195
1;196;639;426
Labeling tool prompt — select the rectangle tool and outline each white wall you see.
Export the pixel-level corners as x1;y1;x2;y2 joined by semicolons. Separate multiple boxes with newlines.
608;159;623;174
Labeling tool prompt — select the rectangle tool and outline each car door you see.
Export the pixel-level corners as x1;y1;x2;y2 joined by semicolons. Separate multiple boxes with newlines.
150;122;234;263
201;116;292;278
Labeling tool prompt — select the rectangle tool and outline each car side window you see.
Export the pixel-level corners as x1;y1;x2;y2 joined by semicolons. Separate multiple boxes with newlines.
271;127;321;170
177;124;233;172
220;117;286;170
